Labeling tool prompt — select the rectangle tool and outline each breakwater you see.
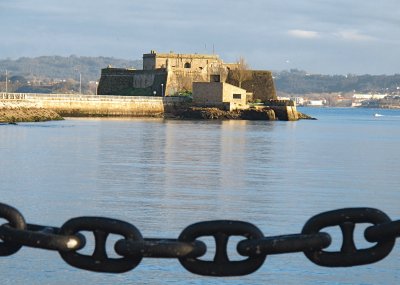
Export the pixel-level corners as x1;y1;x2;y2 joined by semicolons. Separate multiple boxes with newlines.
0;93;190;117
1;93;306;121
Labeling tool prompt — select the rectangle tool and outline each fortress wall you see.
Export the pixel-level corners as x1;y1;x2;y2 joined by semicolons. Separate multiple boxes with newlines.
98;68;167;96
1;93;189;117
97;68;135;95
144;52;221;70
98;52;276;99
166;69;209;95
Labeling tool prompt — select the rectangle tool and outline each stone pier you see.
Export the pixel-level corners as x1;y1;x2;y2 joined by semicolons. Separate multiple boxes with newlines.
0;93;190;117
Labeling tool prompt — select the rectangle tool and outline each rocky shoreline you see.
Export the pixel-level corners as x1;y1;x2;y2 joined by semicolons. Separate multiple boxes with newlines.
1;102;315;123
0;105;63;123
169;107;316;120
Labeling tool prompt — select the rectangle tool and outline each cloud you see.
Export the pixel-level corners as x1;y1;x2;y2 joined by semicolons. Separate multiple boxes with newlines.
1;0;399;74
287;29;320;39
334;30;376;41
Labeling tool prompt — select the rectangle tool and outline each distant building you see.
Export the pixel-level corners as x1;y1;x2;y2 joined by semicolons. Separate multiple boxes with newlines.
353;93;387;100
352;93;387;107
306;100;325;106
294;97;305;106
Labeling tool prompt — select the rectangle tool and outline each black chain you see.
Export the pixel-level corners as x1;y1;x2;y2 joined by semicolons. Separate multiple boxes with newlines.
0;202;399;276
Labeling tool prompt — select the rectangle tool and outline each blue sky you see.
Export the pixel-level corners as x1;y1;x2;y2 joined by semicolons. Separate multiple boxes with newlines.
0;0;399;74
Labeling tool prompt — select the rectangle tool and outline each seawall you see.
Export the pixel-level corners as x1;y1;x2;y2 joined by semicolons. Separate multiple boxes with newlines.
1;93;306;121
0;93;190;117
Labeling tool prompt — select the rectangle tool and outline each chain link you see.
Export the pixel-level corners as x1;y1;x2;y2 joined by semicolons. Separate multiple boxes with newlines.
115;238;206;258
178;220;266;276
0;202;398;276
365;220;400;242
0;203;26;256
301;208;396;267
237;232;331;255
0;223;85;252
59;216;143;273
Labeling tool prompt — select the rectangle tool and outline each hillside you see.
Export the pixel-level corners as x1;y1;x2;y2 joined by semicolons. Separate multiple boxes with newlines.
274;69;400;94
0;56;141;81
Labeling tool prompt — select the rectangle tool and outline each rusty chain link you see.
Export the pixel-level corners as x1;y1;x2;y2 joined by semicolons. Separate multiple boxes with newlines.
0;202;399;276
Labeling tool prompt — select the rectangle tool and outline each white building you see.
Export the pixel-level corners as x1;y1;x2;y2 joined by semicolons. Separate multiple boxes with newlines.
307;100;325;106
353;93;387;100
294;97;305;106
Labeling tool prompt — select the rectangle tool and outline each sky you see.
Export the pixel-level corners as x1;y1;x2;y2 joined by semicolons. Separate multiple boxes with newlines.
0;0;399;75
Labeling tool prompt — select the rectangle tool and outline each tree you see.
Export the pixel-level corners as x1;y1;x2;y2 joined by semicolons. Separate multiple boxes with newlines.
231;57;251;88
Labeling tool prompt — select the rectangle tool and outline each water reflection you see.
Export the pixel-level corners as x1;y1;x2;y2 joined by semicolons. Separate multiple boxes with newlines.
94;119;277;233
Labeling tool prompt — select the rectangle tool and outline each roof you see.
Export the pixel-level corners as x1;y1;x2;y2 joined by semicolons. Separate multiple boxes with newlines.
143;52;219;60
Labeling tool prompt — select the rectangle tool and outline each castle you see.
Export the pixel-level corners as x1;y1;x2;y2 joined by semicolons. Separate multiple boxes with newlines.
97;51;276;108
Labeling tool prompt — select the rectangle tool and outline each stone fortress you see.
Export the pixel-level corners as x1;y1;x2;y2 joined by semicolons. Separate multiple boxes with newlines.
97;51;277;110
1;51;304;122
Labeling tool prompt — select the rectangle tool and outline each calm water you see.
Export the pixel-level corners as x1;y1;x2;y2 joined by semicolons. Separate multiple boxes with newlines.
0;107;399;284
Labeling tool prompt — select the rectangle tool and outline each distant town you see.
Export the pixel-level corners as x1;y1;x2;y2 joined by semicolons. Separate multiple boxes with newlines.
279;92;400;108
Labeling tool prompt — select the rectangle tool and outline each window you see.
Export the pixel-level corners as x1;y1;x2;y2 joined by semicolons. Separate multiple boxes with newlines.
210;75;220;82
233;94;242;99
184;62;191;68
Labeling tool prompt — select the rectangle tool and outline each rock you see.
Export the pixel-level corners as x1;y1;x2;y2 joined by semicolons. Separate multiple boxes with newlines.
177;107;236;119
297;112;317;120
240;108;276;120
176;107;276;120
0;107;63;123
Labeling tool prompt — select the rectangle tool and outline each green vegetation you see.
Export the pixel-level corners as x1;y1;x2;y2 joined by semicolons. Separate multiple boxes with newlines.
176;91;192;97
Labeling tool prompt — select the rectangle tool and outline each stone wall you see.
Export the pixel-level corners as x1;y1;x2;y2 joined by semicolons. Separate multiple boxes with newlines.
0;93;189;117
270;106;299;121
143;51;221;70
98;68;167;96
143;51;226;96
192;82;223;107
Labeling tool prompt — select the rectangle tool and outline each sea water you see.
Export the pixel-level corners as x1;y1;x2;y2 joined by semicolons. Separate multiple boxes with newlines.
0;107;399;284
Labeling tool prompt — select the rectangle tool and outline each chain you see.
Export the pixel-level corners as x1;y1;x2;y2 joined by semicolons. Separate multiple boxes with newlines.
0;202;399;276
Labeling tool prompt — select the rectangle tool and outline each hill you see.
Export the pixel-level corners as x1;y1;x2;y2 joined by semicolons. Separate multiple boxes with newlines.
0;56;141;82
274;69;400;94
